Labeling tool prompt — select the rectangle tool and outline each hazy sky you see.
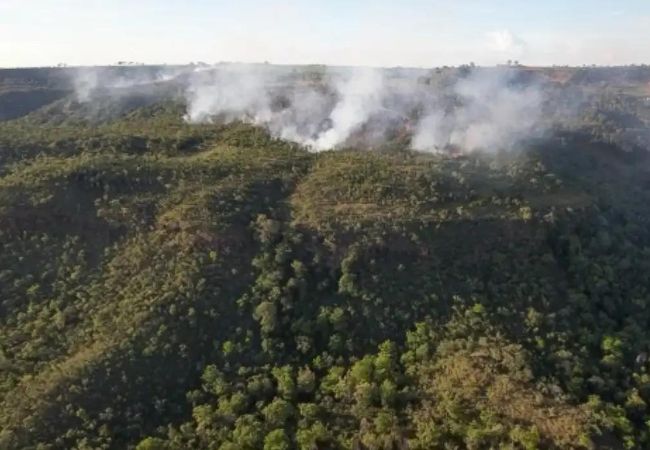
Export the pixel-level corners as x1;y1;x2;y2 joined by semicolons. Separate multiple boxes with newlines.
2;0;649;68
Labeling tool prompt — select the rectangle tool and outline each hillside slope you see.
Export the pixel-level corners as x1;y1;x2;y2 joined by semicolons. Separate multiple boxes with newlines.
2;68;650;449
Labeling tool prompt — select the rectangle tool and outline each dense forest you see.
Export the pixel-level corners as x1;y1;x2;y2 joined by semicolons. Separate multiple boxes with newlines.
2;65;650;449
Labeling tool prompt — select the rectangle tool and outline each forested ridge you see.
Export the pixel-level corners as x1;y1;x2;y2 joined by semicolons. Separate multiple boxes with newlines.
2;66;650;449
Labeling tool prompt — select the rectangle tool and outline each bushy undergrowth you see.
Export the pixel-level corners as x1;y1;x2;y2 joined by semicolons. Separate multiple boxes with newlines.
1;80;650;449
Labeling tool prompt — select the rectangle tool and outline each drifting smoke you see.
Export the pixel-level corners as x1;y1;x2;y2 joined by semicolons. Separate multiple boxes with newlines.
184;64;273;124
184;65;390;151
72;66;184;102
412;69;544;152
306;68;385;150
70;63;548;153
182;64;547;153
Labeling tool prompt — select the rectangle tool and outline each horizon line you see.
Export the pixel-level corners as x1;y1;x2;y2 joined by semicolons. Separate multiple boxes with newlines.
2;61;650;71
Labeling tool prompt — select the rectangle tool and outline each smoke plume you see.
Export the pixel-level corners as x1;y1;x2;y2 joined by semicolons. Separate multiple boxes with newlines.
70;63;548;154
182;64;547;153
183;65;392;151
412;69;544;152
71;66;184;102
306;68;385;150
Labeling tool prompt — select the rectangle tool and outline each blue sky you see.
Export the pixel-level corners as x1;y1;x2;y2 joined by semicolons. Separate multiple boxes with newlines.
1;0;649;67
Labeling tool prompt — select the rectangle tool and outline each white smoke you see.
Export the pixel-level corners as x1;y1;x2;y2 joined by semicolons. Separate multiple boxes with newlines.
184;64;273;124
270;87;333;144
183;65;388;151
306;68;385;150
412;68;544;152
410;110;448;151
73;69;100;102
183;64;546;153
71;66;183;102
69;63;547;154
